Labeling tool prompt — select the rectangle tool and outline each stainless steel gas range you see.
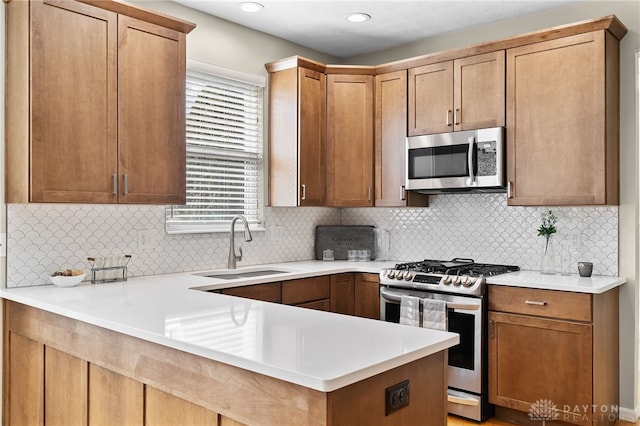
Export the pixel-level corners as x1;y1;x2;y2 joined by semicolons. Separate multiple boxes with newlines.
379;258;519;422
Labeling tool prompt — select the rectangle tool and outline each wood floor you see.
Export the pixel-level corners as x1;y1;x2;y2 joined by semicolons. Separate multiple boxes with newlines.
447;415;639;426
448;415;515;425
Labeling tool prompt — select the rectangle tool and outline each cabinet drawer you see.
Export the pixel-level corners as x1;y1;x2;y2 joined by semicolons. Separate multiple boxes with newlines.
295;299;331;312
488;285;591;322
282;276;331;305
221;282;282;303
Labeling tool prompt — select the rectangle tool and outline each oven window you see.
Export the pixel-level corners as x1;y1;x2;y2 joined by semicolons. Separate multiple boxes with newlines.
383;301;400;323
408;145;469;179
448;310;475;371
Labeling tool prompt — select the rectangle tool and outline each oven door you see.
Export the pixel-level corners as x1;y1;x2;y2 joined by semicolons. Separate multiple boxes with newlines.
405;127;504;192
379;286;483;393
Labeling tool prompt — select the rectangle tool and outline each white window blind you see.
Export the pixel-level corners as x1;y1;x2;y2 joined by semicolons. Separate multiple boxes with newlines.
166;60;265;233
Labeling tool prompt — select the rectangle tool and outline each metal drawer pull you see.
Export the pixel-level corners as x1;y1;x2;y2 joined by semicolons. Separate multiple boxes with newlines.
525;300;547;306
446;110;452;126
301;184;306;200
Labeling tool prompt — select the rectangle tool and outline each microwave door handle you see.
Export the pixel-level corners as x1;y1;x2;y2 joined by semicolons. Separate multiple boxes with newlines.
466;136;475;187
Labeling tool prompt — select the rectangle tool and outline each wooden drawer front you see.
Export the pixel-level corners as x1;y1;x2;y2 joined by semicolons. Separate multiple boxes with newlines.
282;276;331;305
488;285;591;322
221;282;282;303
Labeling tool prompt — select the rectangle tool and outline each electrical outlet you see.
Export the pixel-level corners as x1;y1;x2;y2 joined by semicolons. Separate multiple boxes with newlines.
137;229;155;250
385;380;410;415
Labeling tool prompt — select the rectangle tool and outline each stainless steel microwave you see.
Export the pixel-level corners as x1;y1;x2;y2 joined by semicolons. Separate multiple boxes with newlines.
405;127;505;193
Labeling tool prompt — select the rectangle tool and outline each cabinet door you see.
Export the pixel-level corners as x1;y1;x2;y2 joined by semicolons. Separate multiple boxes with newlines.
327;74;374;206
408;61;453;135
146;386;218;425
268;66;326;207
506;32;617;205
45;348;88;425
6;332;44;426
489;311;592;425
30;0;118;203
375;71;429;207
331;273;355;315
453;51;505;131
354;273;380;319
89;364;144;425
299;68;327;206
118;16;187;204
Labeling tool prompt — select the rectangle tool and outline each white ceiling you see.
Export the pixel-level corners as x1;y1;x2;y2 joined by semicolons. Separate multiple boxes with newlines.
172;0;580;58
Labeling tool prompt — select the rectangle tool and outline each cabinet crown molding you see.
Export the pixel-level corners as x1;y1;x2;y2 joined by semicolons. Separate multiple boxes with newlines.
266;15;626;76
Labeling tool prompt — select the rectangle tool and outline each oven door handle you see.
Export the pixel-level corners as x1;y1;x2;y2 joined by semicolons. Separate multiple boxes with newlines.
380;288;479;311
448;394;480;407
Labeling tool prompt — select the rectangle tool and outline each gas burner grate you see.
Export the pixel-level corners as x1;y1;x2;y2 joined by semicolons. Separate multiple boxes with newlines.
394;259;519;277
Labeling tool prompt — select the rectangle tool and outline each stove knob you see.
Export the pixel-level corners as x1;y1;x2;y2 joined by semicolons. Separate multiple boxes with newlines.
387;270;395;279
462;276;474;287
452;276;462;286
403;271;413;281
442;275;452;285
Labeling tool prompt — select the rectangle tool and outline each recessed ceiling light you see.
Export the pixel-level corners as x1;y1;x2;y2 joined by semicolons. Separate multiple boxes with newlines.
347;13;371;23
238;2;264;13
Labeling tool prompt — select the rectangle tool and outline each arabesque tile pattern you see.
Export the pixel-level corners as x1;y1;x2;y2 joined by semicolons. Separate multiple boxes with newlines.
7;194;617;287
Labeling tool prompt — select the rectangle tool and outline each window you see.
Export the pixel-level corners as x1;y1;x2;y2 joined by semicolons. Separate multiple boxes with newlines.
166;60;265;233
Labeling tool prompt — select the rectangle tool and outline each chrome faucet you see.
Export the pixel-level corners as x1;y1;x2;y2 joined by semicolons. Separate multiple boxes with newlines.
228;215;253;269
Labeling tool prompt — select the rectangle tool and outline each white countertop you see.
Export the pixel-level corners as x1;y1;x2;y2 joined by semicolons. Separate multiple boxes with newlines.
486;269;626;294
0;260;624;392
0;260;458;393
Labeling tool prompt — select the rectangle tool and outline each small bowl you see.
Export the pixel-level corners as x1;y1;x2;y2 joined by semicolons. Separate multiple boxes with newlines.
49;273;86;288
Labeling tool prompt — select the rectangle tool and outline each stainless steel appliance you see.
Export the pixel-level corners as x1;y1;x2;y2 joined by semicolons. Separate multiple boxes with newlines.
405;127;505;193
379;258;519;421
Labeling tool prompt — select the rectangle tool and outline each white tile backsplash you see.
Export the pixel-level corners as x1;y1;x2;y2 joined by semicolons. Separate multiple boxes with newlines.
7;194;618;287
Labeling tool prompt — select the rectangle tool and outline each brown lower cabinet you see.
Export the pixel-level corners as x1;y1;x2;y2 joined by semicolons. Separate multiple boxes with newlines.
4;300;445;426
488;285;619;426
218;273;380;320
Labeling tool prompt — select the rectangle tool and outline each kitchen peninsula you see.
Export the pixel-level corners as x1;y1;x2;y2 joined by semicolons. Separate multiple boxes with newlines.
1;261;459;426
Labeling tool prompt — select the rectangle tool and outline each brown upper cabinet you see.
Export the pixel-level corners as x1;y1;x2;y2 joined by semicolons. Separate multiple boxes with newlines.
375;71;428;207
408;51;505;136
266;16;625;208
326;73;375;207
506;31;621;205
5;0;195;204
267;59;327;206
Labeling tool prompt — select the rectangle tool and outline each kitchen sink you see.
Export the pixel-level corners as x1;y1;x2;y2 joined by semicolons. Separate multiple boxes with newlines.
194;269;291;280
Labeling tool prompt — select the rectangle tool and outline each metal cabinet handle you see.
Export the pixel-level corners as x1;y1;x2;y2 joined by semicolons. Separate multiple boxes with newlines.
112;174;118;195
454;108;460;125
507;181;513;199
123;174;129;195
446;110;452;127
301;184;306;201
401;185;406;201
367;186;372;202
488;319;495;339
525;300;547;306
